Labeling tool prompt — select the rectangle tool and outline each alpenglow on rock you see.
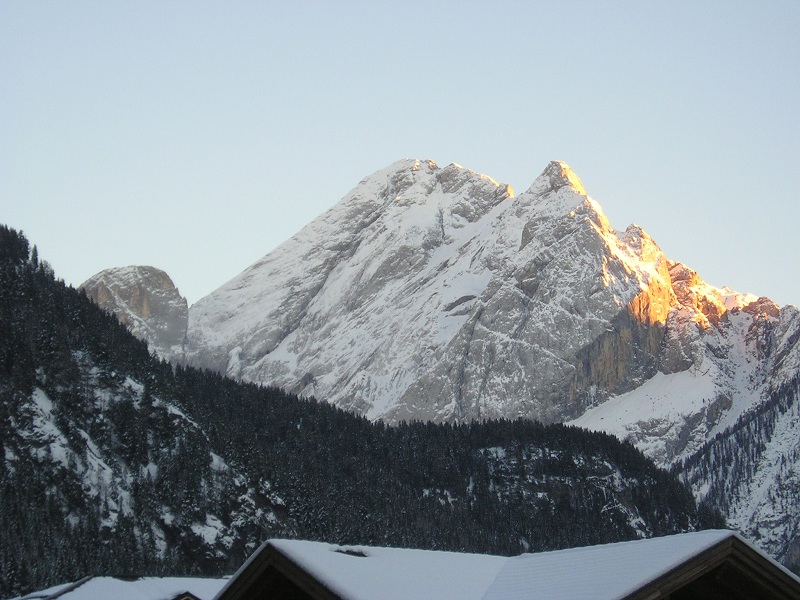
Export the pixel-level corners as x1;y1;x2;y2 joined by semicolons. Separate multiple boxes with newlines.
81;265;188;359
183;158;797;435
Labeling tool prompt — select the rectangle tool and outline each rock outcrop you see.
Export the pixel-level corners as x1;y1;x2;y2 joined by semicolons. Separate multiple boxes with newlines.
81;266;188;359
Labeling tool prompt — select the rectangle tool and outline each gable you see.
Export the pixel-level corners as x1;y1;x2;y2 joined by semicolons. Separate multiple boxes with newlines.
626;535;800;600
216;544;344;600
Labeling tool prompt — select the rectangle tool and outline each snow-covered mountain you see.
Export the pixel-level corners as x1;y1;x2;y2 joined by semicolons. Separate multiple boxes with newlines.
186;159;658;421
179;158;800;568
183;159;799;451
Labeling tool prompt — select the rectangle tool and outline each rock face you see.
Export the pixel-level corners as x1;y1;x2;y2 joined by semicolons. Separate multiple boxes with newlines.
81;266;188;359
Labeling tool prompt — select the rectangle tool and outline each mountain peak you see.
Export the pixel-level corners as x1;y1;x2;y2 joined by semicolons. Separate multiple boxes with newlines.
527;160;587;197
81;265;188;358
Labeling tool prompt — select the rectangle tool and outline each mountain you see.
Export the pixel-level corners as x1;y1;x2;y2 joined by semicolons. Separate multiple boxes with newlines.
672;374;800;572
185;159;666;422
0;225;713;598
80;266;188;361
181;159;800;456
76;159;800;569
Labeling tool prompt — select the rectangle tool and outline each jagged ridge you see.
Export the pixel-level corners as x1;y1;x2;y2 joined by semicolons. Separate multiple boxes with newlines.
185;159;686;423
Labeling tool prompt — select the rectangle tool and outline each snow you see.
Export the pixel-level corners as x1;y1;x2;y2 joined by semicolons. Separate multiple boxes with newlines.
569;291;780;469
19;388;75;470
721;393;800;556
4;445;17;463
152;523;168;557
151;397;200;428
16;576;227;600
160;507;175;525
482;530;739;600
31;387;54;414
219;531;791;600
231;539;508;600
191;514;226;545
210;452;228;472
569;369;719;465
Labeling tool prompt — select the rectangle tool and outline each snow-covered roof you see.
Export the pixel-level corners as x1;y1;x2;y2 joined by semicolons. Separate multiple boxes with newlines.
15;576;228;600
265;539;508;600
216;530;800;600
481;530;732;599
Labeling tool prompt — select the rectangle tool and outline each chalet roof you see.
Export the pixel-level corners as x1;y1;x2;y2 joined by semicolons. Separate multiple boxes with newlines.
479;530;780;599
15;576;228;600
215;530;800;600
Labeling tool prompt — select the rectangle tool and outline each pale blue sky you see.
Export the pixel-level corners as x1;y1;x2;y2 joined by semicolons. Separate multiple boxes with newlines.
3;1;799;307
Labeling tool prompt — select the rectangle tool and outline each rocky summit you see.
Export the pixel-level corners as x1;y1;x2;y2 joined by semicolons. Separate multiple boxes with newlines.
81;265;188;361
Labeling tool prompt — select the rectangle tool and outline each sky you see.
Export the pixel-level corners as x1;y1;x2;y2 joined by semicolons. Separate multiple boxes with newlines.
2;1;799;307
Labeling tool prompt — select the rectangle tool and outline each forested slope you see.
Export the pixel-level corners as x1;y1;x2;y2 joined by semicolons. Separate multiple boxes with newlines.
0;226;719;598
675;375;800;570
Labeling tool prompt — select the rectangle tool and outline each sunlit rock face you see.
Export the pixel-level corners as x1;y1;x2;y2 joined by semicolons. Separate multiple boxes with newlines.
81;266;188;360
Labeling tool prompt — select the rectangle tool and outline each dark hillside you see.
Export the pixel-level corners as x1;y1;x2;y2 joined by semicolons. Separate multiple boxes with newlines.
0;226;719;598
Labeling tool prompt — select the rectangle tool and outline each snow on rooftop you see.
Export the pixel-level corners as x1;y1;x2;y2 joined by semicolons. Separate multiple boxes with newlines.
16;576;228;600
266;539;508;600
481;530;735;600
219;530;766;600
